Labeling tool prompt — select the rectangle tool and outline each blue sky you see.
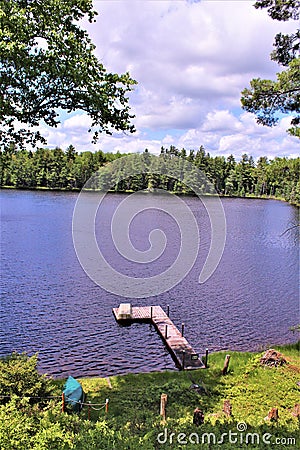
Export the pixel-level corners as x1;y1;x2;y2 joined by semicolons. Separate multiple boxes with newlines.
39;0;299;159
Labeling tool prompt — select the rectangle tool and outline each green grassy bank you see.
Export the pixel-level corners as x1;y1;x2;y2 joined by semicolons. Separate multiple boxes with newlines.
75;342;300;426
1;343;299;449
56;342;300;448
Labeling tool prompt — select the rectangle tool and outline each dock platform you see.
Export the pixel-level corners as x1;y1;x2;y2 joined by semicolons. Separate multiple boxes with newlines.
112;305;204;370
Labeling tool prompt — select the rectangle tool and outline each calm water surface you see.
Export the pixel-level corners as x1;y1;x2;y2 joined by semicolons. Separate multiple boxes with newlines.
0;190;299;377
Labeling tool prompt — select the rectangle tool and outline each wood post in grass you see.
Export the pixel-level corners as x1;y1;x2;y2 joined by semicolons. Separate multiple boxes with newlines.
193;408;204;426
105;398;109;414
266;407;279;422
223;400;232;416
222;354;231;375
204;348;209;368
160;393;168;422
292;404;300;418
61;392;65;413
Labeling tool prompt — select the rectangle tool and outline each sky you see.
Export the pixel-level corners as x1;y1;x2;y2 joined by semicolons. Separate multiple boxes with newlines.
41;0;299;160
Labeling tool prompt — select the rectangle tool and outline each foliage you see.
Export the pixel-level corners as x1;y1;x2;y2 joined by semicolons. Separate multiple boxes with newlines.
1;146;299;205
0;352;53;403
241;0;300;137
0;344;299;448
0;0;136;149
0;146;126;189
254;0;300;21
241;58;300;136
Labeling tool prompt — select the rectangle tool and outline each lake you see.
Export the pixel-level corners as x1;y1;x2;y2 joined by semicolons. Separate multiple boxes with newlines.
0;189;299;378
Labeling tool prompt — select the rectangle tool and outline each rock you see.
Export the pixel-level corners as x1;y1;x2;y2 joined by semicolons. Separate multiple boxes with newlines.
260;349;287;367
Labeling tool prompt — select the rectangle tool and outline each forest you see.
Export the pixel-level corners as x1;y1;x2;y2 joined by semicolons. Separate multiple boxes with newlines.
0;145;299;205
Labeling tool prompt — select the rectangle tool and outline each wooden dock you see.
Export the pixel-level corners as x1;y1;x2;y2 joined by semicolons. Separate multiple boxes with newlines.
112;305;204;370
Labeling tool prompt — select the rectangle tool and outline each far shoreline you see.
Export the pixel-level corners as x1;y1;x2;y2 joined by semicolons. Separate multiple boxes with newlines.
1;185;299;207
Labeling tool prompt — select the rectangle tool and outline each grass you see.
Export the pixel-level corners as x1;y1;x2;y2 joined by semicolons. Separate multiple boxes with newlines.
55;342;300;442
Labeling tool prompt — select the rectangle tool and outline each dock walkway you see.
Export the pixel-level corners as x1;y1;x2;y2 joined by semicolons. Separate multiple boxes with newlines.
112;305;204;370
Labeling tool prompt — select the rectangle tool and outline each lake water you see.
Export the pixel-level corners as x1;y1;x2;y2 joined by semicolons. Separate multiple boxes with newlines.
0;189;299;378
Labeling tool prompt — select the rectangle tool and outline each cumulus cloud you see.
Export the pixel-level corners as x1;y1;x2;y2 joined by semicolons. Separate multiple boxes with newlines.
63;114;92;130
42;110;299;160
201;110;242;133
177;112;299;159
39;0;298;159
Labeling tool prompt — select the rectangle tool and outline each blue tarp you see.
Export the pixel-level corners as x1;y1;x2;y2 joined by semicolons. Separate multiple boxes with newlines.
63;376;85;412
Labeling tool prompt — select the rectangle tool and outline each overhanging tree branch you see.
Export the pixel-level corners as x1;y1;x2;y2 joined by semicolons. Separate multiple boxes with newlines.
241;1;300;137
0;0;137;149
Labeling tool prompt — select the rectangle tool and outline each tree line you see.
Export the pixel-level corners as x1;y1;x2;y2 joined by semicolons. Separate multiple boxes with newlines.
0;145;299;205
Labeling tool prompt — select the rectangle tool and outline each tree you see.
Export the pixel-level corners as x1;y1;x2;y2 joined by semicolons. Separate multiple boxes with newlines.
241;0;300;137
0;0;137;149
254;156;270;195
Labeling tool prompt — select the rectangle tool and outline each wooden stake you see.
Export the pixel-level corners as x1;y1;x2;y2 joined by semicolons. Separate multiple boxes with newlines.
266;407;279;422
105;398;109;414
223;400;232;416
222;354;231;375
106;377;112;389
292;404;300;418
61;392;65;413
193;408;204;426
182;350;185;370
205;348;209;368
160;393;168;422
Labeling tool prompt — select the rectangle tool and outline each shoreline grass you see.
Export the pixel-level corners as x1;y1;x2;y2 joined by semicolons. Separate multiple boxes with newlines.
1;343;299;448
54;342;300;431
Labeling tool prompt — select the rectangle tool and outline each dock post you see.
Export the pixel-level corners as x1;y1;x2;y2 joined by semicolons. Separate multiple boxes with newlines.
222;354;231;375
160;393;168;423
165;324;168;339
204;348;209;368
167;304;170;317
182;350;185;370
150;306;153;320
181;322;185;337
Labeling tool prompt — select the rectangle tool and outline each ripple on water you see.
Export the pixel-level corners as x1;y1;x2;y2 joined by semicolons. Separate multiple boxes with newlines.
0;192;298;377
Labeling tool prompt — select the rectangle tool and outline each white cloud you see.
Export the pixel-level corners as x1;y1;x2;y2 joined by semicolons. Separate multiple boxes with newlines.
34;0;298;159
177;112;300;159
201;110;242;133
63;114;92;130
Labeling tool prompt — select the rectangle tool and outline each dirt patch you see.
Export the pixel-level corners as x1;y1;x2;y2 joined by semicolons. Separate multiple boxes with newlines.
286;364;300;373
